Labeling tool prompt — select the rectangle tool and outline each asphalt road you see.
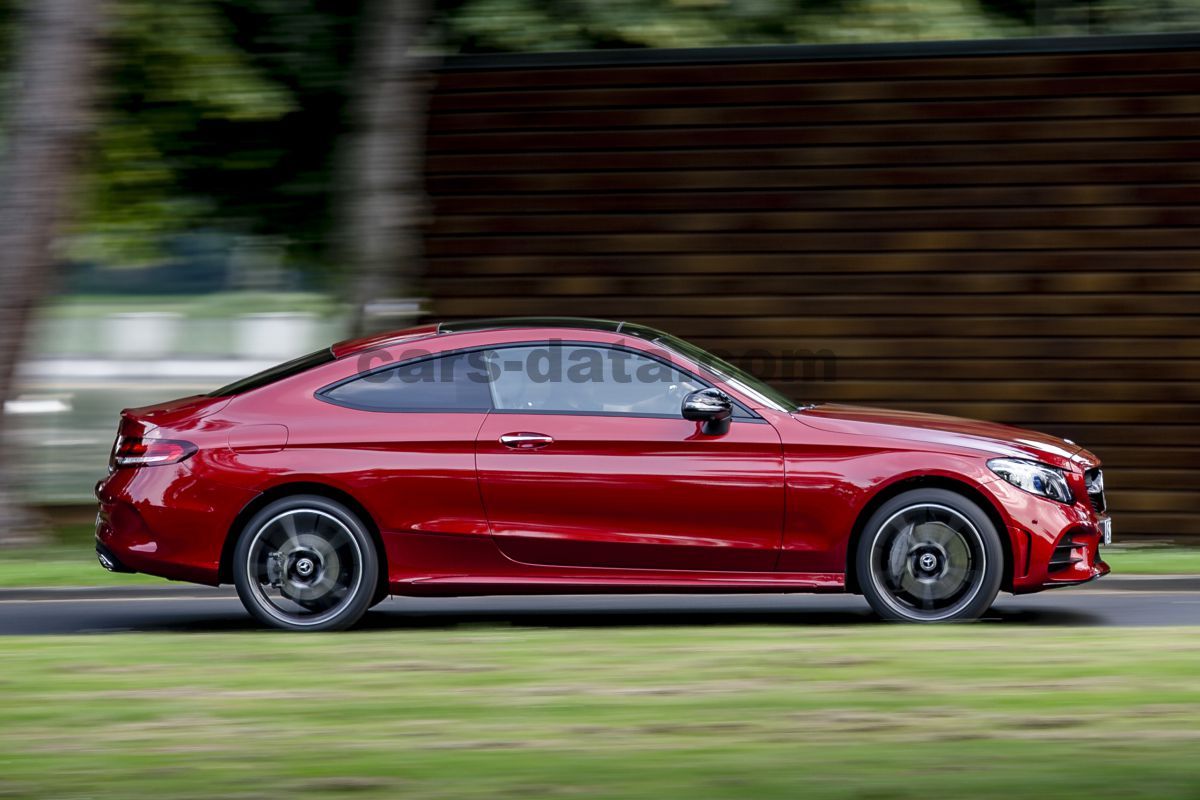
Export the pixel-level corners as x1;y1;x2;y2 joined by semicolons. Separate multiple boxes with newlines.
1;584;1197;634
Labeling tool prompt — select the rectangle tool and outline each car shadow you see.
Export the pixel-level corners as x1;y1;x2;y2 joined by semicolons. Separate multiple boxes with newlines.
4;593;1112;635
363;607;879;629
361;605;1106;630
136;597;1108;633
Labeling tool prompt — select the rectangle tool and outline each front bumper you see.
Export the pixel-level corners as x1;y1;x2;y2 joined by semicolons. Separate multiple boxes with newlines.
1040;523;1110;588
986;477;1111;594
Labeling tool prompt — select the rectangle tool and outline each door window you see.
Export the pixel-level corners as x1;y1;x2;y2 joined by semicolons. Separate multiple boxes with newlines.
484;344;705;417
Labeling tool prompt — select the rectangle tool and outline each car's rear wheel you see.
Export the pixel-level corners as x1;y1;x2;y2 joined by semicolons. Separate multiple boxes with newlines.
857;488;1003;622
233;495;378;631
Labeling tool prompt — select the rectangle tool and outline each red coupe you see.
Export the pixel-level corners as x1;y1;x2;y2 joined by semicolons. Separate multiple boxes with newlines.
95;318;1111;630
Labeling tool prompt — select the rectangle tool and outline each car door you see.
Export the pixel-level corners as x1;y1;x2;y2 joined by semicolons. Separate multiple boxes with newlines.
311;351;493;541
473;342;785;572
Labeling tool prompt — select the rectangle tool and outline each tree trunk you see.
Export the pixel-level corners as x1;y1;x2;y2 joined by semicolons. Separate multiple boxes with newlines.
341;0;433;336
0;0;106;545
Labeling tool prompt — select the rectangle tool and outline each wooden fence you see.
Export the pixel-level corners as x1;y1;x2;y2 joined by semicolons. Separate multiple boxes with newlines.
423;34;1200;541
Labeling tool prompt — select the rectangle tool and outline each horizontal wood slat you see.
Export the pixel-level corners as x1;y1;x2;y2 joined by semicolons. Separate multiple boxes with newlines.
428;96;1200;134
429;205;1200;234
428;141;1200;175
425;38;1200;541
429;73;1200;113
426;251;1200;274
435;49;1200;90
428;119;1200;154
428;164;1200;192
426;231;1200;256
428;272;1200;295
432;186;1200;214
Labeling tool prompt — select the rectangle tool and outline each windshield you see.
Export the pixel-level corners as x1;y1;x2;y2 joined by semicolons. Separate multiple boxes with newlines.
646;332;799;413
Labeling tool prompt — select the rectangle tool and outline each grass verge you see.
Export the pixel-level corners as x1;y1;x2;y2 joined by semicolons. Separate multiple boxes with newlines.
0;547;160;588
44;291;341;319
0;523;157;588
2;540;1199;589
1102;547;1200;574
0;626;1197;799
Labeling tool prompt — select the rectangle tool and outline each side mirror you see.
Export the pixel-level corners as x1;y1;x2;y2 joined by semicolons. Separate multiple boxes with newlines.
681;388;733;436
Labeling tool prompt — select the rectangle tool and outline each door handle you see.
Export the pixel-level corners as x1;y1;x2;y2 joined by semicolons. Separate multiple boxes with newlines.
500;432;553;450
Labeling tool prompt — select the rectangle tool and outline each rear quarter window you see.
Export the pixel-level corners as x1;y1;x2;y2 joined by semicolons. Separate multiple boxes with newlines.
209;348;335;397
319;352;493;412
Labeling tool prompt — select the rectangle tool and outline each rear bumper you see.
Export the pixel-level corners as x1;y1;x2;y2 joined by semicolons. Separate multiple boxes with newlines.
94;462;258;586
95;537;136;574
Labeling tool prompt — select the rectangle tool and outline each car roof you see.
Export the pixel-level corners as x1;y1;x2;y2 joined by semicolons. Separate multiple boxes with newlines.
331;317;661;358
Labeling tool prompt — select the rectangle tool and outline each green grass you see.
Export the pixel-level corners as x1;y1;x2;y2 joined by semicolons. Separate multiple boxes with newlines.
3;537;1199;590
1102;547;1200;575
0;524;158;589
0;547;161;588
43;291;343;319
0;627;1197;799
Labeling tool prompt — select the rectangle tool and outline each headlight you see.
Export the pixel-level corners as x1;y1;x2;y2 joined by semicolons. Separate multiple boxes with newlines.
987;458;1074;504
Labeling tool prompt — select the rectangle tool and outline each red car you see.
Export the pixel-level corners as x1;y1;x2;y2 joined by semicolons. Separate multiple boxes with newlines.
95;318;1110;630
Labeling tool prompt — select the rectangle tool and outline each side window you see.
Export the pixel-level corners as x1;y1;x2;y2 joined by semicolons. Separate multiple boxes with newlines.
321;352;492;412
485;345;706;417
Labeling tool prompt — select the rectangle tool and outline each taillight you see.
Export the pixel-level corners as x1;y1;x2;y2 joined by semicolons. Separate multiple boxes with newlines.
111;437;197;468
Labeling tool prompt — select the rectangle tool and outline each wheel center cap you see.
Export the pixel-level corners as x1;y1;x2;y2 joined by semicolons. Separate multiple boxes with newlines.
295;557;315;578
918;552;939;572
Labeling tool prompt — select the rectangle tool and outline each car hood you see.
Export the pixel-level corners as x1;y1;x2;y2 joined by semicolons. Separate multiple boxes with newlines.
795;404;1085;468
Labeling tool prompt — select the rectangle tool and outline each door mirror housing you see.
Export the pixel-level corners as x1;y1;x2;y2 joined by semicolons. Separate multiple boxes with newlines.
681;388;733;435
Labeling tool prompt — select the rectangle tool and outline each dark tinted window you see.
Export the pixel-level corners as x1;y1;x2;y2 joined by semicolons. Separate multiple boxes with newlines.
210;348;334;397
321;352;492;412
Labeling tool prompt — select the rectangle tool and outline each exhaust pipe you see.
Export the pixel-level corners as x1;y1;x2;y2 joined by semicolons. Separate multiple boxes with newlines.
95;541;136;574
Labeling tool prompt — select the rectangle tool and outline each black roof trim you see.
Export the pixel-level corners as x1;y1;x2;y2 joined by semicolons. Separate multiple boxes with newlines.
438;317;635;335
438;32;1200;72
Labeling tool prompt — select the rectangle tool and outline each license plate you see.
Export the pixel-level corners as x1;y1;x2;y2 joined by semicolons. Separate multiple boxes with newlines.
1098;518;1112;546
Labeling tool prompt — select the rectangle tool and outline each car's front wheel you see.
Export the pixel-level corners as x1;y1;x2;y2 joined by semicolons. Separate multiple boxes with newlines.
857;488;1003;622
233;495;379;631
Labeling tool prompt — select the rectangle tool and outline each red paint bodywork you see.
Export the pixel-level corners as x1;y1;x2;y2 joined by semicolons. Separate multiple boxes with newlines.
95;324;1110;597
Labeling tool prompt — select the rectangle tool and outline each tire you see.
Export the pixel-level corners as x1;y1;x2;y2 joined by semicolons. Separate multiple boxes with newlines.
369;582;390;609
233;495;379;632
856;488;1003;622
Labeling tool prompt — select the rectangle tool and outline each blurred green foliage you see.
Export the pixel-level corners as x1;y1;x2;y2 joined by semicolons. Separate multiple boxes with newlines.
76;0;367;269
2;0;1200;278
442;0;1018;51
442;0;1200;52
79;0;296;265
